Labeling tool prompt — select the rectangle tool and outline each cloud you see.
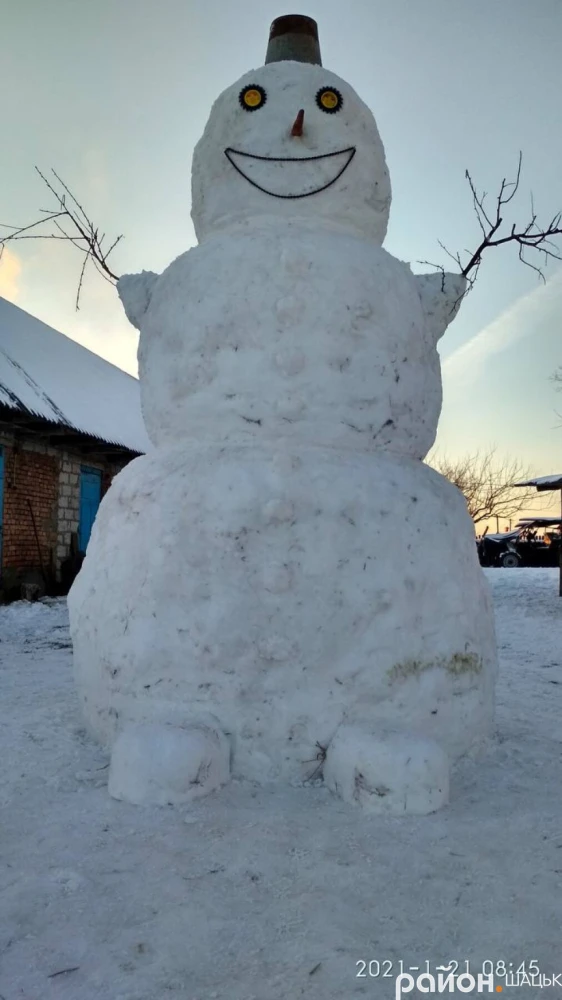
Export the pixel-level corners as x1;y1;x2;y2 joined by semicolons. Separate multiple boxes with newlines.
443;268;562;386
0;247;22;301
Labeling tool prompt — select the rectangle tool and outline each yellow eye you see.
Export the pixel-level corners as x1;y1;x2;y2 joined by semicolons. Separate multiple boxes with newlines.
244;89;262;108
240;85;267;111
316;87;343;114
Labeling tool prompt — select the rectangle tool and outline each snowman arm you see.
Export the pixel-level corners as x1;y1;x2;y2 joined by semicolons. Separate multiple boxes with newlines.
117;271;159;330
415;271;467;343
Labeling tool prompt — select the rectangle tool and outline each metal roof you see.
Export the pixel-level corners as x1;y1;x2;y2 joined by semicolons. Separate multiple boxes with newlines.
0;296;151;454
517;517;562;526
514;475;562;491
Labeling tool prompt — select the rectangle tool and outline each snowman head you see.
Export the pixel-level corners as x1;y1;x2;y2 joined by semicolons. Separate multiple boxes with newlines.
191;15;391;243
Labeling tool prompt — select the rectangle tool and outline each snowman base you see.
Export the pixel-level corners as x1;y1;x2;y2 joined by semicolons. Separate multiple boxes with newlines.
69;441;496;813
324;725;449;815
108;720;231;806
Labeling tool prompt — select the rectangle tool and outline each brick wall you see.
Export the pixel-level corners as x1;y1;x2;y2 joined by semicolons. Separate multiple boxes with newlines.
1;440;59;584
1;430;133;595
56;455;81;567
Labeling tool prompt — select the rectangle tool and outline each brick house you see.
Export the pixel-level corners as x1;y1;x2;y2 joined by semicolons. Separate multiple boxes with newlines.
0;296;150;600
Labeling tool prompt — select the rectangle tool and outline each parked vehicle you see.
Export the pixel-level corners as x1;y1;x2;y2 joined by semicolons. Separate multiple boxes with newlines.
477;518;562;568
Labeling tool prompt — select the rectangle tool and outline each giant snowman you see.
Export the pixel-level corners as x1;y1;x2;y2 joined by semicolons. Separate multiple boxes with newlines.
69;15;497;814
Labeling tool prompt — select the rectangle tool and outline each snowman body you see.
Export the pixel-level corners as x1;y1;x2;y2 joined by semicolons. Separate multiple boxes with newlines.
69;57;497;813
138;218;441;459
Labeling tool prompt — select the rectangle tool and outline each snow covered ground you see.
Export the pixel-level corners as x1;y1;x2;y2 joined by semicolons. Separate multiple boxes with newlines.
1;569;561;999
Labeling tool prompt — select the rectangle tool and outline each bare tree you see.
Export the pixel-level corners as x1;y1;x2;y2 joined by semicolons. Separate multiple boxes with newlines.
0;168;122;309
429;448;543;527
419;152;561;297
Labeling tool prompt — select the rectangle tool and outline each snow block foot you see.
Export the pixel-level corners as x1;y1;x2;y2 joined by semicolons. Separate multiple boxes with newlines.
324;725;449;815
108;721;231;806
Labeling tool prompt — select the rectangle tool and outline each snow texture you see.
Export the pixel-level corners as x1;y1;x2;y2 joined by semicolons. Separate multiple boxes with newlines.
118;271;158;332
0;295;150;454
323;726;450;815
1;573;560;998
135;223;464;458
191;62;391;244
70;444;496;808
69;56;496;812
108;720;231;806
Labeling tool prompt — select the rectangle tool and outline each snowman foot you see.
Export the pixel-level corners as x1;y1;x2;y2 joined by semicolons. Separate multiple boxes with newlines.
323;725;449;815
108;720;231;806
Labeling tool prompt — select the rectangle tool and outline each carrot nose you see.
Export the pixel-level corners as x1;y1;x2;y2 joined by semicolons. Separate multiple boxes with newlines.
291;109;305;137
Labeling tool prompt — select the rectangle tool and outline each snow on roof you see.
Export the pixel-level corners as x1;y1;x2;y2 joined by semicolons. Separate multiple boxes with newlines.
514;474;562;490
517;517;562;525
0;296;151;453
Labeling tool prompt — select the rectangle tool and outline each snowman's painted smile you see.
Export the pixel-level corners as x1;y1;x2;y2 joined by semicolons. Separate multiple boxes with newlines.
224;146;356;199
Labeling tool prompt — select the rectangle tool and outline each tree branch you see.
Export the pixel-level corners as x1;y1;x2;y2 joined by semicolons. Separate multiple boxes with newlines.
0;168;122;309
428;447;545;526
428;153;562;292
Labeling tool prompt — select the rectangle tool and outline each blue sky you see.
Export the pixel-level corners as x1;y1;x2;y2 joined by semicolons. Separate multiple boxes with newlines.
2;0;561;508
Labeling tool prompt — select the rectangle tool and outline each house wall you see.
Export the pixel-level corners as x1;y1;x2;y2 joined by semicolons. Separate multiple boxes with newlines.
57;456;81;567
55;454;124;568
0;439;59;586
0;429;133;598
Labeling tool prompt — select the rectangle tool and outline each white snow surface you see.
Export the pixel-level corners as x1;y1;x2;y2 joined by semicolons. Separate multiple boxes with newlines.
69;444;496;809
1;571;561;998
0;296;151;453
191;61;391;244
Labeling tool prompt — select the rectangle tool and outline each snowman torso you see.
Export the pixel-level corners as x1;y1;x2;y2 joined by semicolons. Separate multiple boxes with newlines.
139;219;441;459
